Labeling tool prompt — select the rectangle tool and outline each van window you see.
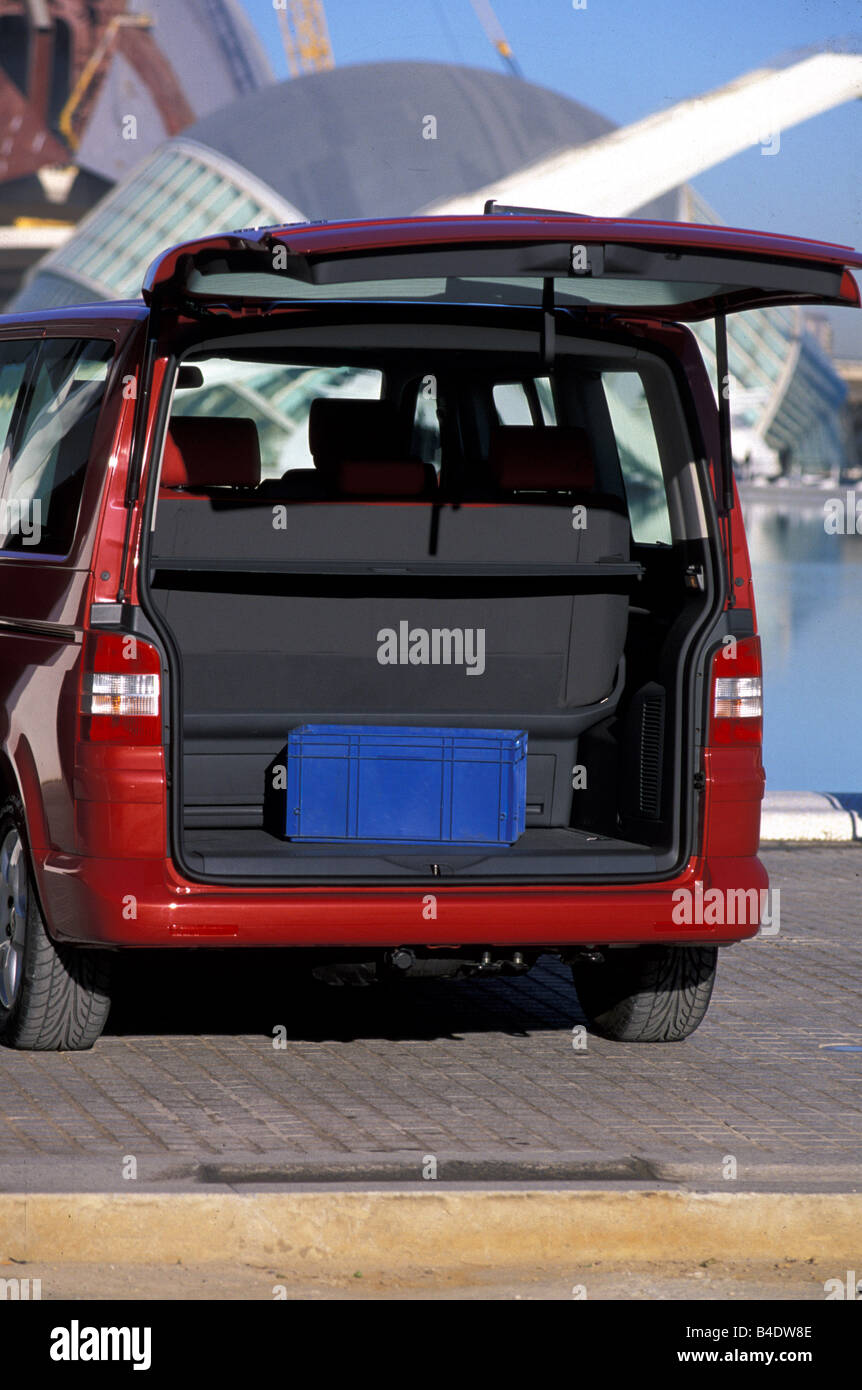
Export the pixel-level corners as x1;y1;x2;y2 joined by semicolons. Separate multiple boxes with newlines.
493;378;556;427
493;381;534;425
0;338;114;555
172;359;383;480
411;376;442;472
0;340;37;459
534;376;556;424
602;370;673;545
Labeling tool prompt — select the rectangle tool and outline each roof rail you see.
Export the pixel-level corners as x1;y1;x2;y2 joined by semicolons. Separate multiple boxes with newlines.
483;199;590;218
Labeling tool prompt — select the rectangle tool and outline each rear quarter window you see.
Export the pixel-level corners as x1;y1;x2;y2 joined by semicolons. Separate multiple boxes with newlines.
492;378;556;426
0;340;37;461
602;369;673;545
0;338;114;556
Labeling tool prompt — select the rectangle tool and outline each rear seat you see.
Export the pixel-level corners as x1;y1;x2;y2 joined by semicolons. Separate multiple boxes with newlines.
489;423;596;493
152;419;633;831
333;459;437;496
485;424;626;512
309;397;406;471
257;397;436;499
160;416;261;492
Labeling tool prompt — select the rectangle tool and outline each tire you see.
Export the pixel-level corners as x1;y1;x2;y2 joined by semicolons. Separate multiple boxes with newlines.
0;798;113;1051
571;945;717;1042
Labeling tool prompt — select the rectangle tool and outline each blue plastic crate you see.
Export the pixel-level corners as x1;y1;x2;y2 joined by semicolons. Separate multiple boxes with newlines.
280;725;527;845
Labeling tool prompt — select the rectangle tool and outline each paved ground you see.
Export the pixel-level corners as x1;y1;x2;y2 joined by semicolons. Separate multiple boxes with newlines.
1;1257;842;1301
0;847;860;1193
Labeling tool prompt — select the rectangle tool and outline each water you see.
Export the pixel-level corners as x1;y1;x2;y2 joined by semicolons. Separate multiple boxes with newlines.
741;496;862;792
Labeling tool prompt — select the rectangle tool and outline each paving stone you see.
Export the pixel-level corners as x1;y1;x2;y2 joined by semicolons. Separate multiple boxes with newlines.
0;848;859;1184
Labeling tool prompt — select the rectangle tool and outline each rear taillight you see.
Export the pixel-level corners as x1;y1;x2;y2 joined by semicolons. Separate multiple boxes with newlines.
709;635;762;745
78;632;162;744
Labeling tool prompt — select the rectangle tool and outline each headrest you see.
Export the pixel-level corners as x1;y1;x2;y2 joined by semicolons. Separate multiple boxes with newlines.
162;417;261;489
256;469;328;500
489;426;596;491
308;398;404;470
334;460;437;497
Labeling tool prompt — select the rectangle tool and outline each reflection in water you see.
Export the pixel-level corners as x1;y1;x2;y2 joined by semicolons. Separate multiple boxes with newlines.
741;499;862;791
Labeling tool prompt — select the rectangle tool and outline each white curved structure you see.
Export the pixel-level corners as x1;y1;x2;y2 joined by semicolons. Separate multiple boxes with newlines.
424;49;862;217
12;47;858;478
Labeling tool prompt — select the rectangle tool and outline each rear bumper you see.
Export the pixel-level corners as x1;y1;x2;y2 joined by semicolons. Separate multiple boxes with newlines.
35;851;768;948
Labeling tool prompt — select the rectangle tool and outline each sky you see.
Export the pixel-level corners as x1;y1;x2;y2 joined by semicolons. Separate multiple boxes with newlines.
241;0;860;350
242;0;859;235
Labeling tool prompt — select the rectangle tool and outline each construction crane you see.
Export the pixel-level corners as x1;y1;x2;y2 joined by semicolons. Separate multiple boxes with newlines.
58;12;154;150
276;0;335;77
468;0;522;77
276;1;522;80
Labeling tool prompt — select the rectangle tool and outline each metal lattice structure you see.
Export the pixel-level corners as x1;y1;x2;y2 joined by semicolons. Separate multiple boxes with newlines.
468;0;522;77
276;0;335;77
0;1;194;175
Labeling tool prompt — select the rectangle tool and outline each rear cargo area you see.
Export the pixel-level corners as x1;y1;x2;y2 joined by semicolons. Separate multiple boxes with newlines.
144;324;716;881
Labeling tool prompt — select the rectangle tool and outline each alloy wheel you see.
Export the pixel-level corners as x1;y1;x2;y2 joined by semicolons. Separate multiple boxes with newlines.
0;827;27;1010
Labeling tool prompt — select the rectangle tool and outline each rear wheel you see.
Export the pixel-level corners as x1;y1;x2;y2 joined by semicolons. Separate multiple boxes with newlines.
572;945;717;1042
0;799;113;1051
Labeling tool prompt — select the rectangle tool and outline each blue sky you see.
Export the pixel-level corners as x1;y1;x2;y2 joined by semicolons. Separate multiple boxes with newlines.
242;0;860;246
241;2;860;351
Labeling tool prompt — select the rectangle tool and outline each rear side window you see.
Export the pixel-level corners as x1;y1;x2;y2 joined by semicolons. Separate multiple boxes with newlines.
411;378;442;472
493;381;534;425
602;370;673;545
493;378;557;427
0;338;114;555
0;340;37;461
534;376;556;424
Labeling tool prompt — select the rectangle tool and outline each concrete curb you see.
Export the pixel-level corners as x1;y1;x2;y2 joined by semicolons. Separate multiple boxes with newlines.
761;792;862;843
1;1192;861;1270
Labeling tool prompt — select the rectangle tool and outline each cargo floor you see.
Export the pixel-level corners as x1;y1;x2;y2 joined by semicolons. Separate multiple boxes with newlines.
180;825;660;878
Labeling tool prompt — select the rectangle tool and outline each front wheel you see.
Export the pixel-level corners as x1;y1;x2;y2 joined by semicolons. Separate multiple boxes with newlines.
0;799;113;1051
571;945;717;1042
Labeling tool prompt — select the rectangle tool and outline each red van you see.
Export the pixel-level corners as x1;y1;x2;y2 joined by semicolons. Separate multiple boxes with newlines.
0;209;858;1050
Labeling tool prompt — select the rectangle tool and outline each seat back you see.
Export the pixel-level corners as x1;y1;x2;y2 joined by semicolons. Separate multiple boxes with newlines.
161;417;261;491
488;425;596;493
308;398;406;473
332;459;437;497
260;399;433;499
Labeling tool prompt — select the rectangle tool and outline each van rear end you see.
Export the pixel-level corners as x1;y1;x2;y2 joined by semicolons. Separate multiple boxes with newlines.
3;211;859;1048
139;311;742;886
